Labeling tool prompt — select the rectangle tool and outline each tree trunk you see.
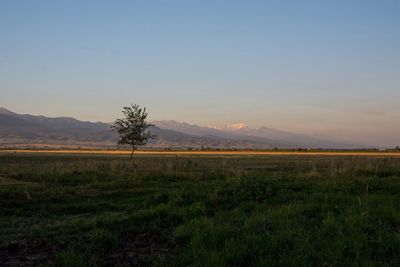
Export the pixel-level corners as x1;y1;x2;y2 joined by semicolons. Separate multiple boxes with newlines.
130;147;137;175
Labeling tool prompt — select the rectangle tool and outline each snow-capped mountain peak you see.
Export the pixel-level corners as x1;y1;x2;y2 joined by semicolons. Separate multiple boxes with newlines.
225;123;248;130
207;123;248;130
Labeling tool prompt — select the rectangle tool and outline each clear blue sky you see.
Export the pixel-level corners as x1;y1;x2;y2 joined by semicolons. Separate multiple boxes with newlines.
0;0;399;146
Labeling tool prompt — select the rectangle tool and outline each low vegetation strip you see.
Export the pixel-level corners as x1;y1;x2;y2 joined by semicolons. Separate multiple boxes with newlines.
1;149;400;157
0;154;400;266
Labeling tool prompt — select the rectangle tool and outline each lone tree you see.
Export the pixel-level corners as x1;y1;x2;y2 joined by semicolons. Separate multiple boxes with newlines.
112;104;156;159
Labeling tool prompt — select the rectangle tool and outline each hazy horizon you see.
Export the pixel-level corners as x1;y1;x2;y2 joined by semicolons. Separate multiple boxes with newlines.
1;1;399;147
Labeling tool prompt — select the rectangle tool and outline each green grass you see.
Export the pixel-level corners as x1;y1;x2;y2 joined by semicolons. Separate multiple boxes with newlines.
0;154;400;266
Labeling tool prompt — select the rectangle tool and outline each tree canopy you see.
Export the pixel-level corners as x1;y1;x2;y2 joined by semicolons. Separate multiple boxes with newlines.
112;104;155;158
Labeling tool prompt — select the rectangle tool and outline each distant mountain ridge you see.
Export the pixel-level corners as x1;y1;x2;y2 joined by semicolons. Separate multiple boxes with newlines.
0;107;363;149
0;108;113;146
152;120;362;149
206;122;351;149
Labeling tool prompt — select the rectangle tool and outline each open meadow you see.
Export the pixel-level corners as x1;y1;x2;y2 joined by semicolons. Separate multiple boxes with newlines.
1;152;400;266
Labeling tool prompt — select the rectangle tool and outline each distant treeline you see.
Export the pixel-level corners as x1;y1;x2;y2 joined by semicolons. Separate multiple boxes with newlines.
1;145;399;152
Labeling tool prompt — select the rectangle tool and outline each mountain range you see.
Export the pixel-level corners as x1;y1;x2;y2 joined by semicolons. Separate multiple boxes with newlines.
0;107;363;149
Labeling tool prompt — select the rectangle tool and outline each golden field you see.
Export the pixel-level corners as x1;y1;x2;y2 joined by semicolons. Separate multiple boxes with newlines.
1;149;400;157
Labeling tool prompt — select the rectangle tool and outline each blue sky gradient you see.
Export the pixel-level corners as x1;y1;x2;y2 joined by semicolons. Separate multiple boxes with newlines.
1;1;399;146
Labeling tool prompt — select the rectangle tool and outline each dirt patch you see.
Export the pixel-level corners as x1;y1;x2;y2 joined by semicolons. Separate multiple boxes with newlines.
0;177;25;186
0;240;55;266
0;177;38;186
101;233;170;266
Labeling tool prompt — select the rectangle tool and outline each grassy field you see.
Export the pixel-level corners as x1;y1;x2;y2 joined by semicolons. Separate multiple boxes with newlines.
1;153;400;266
2;149;400;157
